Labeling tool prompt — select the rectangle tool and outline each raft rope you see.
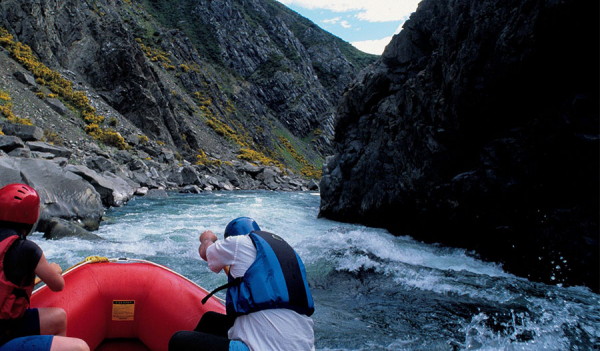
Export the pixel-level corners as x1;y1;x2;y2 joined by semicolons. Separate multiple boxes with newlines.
84;255;109;264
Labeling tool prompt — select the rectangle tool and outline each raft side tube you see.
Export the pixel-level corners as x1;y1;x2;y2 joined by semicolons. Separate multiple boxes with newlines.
31;260;225;351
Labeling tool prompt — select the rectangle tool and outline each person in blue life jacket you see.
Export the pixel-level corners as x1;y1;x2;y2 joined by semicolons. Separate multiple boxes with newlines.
169;217;315;351
0;184;89;351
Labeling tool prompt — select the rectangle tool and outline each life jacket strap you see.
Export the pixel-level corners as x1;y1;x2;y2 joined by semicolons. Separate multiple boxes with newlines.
202;277;242;305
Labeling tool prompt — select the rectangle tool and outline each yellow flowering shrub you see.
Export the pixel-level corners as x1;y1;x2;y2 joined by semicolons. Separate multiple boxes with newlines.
0;90;33;125
0;91;10;102
237;148;284;169
97;128;128;150
279;136;321;178
0;26;125;146
0;28;13;46
195;149;222;167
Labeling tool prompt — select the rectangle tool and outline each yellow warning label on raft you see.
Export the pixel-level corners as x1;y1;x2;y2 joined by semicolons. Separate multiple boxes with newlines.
112;300;135;321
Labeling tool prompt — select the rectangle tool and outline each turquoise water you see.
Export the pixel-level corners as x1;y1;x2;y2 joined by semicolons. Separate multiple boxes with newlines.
29;191;600;350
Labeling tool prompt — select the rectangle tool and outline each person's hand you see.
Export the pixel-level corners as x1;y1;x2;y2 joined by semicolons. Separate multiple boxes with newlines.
50;262;62;275
34;255;65;292
199;230;218;261
200;230;217;243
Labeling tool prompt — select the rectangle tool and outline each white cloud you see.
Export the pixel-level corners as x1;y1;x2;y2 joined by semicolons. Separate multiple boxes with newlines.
322;17;352;28
322;17;342;24
351;20;404;55
351;36;393;55
278;0;421;22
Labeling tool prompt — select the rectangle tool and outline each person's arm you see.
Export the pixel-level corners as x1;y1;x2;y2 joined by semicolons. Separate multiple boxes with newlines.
34;254;64;291
199;230;218;261
199;230;233;275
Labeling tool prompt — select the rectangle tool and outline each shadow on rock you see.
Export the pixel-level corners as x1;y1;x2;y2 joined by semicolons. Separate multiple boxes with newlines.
43;218;104;241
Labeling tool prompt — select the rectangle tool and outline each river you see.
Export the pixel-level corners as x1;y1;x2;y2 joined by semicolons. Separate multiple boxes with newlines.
29;191;600;350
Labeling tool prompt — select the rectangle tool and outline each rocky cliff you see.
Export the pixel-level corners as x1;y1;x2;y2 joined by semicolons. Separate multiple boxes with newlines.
320;0;599;291
0;0;376;236
0;0;375;175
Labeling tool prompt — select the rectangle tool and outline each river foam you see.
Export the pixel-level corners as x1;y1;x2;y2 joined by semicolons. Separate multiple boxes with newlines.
29;191;600;350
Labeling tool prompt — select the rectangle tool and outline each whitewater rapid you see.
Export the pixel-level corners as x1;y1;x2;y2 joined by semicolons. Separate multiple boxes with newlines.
30;191;600;350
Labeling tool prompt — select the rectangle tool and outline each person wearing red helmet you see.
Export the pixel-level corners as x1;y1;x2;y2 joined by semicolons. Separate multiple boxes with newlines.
0;184;89;351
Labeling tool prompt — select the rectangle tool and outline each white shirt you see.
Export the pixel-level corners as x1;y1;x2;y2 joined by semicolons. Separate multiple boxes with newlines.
206;235;315;351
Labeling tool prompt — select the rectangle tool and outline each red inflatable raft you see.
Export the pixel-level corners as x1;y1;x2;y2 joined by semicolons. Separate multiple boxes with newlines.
31;257;225;351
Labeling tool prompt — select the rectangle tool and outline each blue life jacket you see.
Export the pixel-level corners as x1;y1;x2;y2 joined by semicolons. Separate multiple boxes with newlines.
203;231;314;317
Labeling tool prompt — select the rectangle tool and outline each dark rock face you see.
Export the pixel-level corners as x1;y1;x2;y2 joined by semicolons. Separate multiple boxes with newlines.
0;0;375;165
320;0;598;291
0;157;105;231
0;0;354;241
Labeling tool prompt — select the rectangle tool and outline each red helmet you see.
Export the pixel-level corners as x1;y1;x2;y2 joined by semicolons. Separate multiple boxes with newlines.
0;184;40;225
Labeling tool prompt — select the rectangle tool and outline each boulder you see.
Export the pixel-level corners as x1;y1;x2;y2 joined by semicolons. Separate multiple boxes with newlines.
65;165;136;207
221;166;241;188
86;156;117;173
167;170;183;187
26;141;72;158
101;172;136;205
0;135;25;153
159;148;176;164
129;158;147;171
180;185;202;194
146;188;168;198
1;123;43;141
132;171;154;188
113;150;135;164
7;148;31;158
13;71;37;86
199;175;221;189
235;161;262;176
135;187;149;196
180;166;200;185
220;181;235;191
307;179;319;191
30;151;56;159
125;134;140;147
45;98;68;116
257;167;281;190
113;166;140;189
0;156;104;231
43;218;103;240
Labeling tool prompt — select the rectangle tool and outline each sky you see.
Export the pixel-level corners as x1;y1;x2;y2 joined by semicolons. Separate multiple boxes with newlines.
275;0;423;55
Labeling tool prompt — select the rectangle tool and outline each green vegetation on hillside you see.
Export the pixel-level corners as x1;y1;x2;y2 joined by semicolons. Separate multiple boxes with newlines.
139;0;222;65
0;90;32;125
127;0;344;179
278;135;321;178
0;26;128;150
268;0;378;68
239;0;377;91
